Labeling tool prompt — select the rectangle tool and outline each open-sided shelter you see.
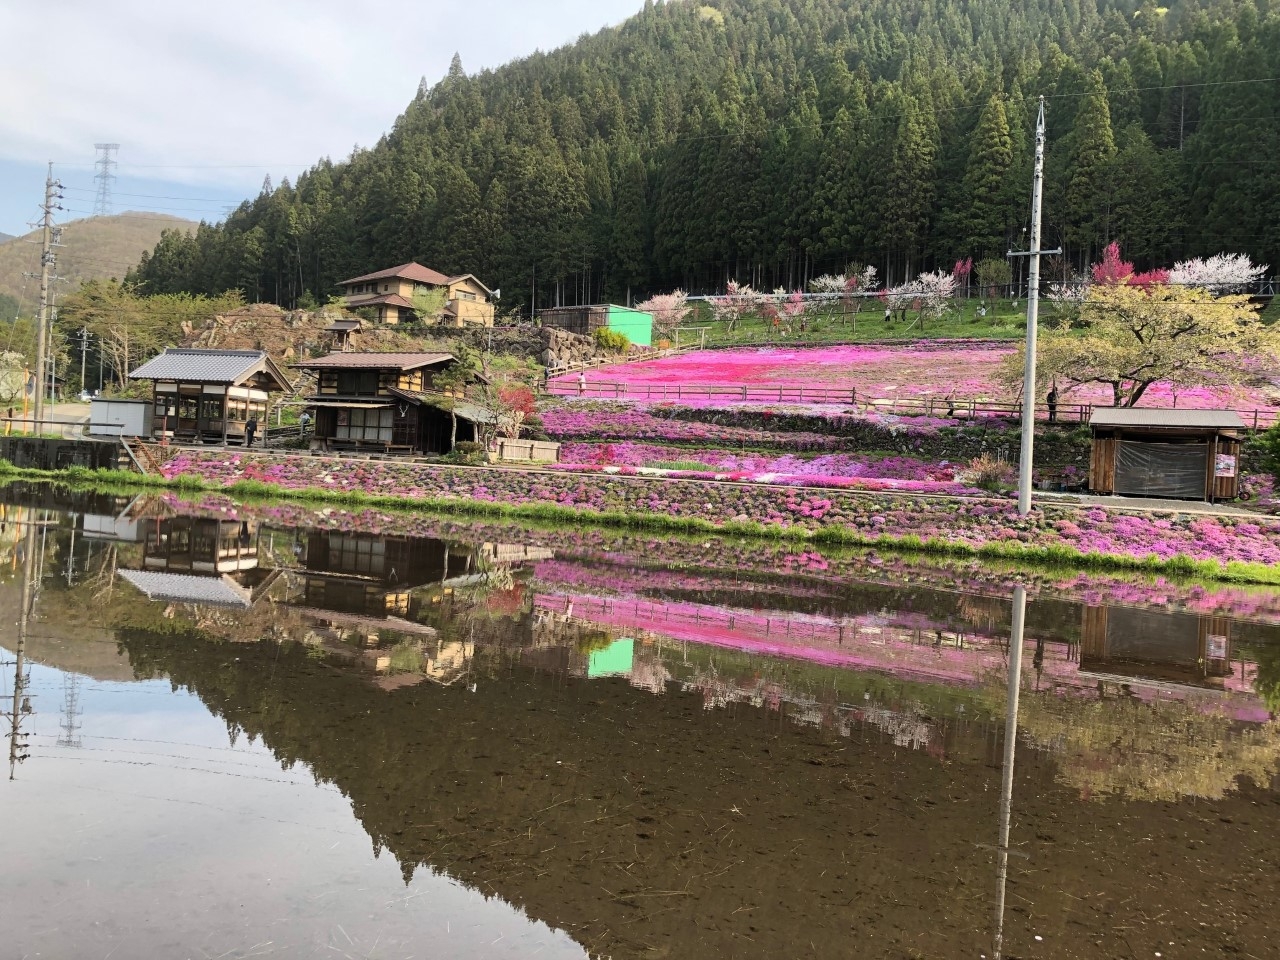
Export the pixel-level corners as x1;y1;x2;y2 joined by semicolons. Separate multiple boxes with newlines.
1088;408;1245;501
294;352;494;455
128;348;292;444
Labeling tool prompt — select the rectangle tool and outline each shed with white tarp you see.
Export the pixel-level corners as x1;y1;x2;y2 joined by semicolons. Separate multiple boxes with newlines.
1088;408;1245;501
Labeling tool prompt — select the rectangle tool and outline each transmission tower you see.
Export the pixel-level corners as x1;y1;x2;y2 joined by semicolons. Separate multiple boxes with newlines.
93;143;120;216
57;674;83;748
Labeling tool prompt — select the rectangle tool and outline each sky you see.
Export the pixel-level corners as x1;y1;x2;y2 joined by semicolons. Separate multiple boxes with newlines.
0;0;648;238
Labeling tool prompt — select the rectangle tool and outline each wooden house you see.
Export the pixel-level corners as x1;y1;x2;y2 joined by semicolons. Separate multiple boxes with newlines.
1088;408;1245;501
1080;605;1234;689
339;262;495;326
128;348;292;444
293;352;494;455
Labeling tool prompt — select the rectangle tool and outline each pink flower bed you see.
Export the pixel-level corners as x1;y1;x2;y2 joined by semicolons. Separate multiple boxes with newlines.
553;342;1278;411
158;450;1280;572
551;442;983;496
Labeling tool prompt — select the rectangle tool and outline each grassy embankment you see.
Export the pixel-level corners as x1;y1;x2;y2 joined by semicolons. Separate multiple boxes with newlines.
2;458;1278;587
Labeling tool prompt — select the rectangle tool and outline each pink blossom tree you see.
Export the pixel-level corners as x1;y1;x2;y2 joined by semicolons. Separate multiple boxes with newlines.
635;290;690;339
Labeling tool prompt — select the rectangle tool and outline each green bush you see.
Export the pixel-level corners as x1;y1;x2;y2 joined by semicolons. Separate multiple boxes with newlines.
449;441;486;465
593;327;630;352
1254;421;1280;482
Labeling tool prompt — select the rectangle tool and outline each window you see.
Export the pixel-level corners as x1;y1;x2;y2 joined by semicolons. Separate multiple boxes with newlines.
456;291;476;301
330;534;386;575
336;370;380;396
200;398;224;421
178;396;199;420
335;407;392;442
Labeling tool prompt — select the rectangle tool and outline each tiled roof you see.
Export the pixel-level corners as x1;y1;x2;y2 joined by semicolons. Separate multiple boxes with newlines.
293;352;456;371
388;387;497;424
1089;408;1247;429
340;261;452;286
119;570;253;608
445;273;493;295
324;319;362;331
342;293;416;310
128;348;292;389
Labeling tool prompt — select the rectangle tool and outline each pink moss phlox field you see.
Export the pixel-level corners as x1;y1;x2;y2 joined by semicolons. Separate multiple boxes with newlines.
540;403;972;447
551;342;1278;410
153;492;1280;622
159;450;1280;568
551;442;982;495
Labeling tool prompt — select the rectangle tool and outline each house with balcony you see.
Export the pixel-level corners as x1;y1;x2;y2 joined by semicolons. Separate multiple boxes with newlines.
338;262;495;327
293;351;494;455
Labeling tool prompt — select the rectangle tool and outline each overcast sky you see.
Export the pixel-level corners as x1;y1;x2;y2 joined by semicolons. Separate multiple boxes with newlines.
0;0;647;237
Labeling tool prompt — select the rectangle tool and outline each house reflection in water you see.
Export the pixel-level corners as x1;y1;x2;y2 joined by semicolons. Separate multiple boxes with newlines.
1080;605;1238;690
144;516;261;575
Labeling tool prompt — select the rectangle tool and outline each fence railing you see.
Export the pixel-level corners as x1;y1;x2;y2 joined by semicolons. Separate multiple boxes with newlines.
542;382;1279;429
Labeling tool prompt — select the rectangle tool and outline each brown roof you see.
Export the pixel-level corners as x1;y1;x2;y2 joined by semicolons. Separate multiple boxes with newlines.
1089;408;1247;430
341;262;452;286
293;352;456;371
444;273;493;295
343;293;416;310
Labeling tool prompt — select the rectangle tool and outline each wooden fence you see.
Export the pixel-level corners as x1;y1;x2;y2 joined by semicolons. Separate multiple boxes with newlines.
542;381;1279;428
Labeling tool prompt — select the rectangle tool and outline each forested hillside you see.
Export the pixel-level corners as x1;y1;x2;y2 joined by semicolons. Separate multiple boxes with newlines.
129;0;1280;314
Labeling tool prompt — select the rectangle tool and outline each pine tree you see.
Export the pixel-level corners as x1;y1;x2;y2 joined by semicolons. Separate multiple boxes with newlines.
1065;70;1117;267
961;95;1014;259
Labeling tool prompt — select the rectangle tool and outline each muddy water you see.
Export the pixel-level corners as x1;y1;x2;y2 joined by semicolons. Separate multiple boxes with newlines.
1;483;1278;959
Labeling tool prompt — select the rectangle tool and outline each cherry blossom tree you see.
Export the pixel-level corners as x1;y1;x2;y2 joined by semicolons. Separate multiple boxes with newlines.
709;280;762;332
635;290;690;338
1170;254;1268;294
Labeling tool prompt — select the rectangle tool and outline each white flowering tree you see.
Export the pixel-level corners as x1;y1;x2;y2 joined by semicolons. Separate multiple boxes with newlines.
1169;254;1268;294
0;352;26;407
634;290;690;339
709;280;763;332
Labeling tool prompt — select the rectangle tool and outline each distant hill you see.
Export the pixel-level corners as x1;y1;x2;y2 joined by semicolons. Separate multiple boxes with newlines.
0;232;13;244
0;212;195;314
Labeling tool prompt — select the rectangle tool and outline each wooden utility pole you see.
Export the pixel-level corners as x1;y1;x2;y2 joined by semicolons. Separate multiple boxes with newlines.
32;163;63;429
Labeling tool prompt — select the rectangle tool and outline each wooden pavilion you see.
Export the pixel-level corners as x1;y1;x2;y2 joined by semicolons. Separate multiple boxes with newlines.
1088;408;1245;501
128;348;292;444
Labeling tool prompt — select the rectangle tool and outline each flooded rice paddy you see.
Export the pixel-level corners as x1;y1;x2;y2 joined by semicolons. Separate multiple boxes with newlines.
2;481;1279;959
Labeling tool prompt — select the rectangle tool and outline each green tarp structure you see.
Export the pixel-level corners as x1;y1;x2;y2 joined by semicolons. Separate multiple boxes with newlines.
605;306;653;348
587;638;635;677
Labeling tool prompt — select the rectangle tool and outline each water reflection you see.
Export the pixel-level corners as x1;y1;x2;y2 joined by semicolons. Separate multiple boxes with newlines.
4;482;1280;958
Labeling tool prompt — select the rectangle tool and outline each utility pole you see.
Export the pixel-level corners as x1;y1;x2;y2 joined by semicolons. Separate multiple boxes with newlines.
1008;98;1061;517
991;584;1027;960
32;163;64;430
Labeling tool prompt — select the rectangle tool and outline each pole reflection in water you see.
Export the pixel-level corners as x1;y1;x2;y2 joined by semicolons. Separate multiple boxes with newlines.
992;584;1027;960
8;519;37;779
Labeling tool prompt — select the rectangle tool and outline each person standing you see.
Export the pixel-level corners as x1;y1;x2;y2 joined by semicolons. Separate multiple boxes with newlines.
299;411;312;434
577;371;586;396
245;415;259;448
1046;384;1058;424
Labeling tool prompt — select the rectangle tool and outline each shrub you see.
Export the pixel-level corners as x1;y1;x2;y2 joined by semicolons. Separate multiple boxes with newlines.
450;440;486;465
964;453;1018;492
593;328;630;352
1254;421;1280;483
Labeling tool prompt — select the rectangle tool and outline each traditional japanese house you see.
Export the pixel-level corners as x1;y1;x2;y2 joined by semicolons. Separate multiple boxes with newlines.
338;262;496;326
128;348;292;444
293;352;494;455
1088;408;1245;501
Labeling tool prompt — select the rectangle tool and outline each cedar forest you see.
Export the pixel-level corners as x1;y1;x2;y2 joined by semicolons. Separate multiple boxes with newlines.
127;0;1280;315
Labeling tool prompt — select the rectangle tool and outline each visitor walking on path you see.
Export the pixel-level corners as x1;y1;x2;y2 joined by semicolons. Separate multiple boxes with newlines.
245;415;259;448
577;371;586;396
299;411;312;434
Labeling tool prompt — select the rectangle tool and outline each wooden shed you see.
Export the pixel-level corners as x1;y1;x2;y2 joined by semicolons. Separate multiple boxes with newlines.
1088;408;1245;501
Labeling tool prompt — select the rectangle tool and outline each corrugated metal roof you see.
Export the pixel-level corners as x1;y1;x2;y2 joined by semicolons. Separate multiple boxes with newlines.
340;261;452;286
294;352;455;370
1089;408;1247;429
119;569;253;608
128;348;291;388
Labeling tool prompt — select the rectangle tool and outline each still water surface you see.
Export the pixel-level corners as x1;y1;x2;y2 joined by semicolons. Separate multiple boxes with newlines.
1;482;1278;959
